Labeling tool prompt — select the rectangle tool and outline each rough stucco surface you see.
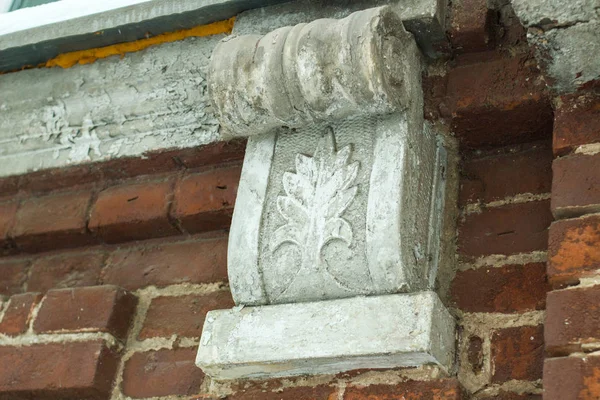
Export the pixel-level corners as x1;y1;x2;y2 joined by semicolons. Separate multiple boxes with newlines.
0;34;223;178
512;0;600;92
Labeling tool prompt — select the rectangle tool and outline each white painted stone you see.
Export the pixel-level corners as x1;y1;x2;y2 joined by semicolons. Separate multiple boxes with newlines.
232;0;448;58
209;6;422;138
196;291;455;379
199;6;455;379
227;113;445;306
219;7;446;306
0;34;222;178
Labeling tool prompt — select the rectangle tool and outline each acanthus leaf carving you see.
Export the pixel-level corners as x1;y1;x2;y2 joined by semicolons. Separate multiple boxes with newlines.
270;128;359;297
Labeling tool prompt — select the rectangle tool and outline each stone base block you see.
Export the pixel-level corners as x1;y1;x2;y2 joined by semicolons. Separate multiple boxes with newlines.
196;291;455;379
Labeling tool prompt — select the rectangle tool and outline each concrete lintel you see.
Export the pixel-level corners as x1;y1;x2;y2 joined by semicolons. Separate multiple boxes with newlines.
196;291;456;379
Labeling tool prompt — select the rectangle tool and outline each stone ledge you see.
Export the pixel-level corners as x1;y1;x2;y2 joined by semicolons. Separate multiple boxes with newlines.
196;291;455;379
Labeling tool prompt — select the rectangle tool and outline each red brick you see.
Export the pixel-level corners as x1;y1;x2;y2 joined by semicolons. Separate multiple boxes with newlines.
449;0;492;53
12;190;94;253
172;165;242;233
89;179;179;243
552;153;600;219
0;340;119;400
174;138;246;169
553;93;600;156
102;235;228;290
122;348;203;398
342;379;463;399
443;53;552;148
33;285;137;339
0;292;42;336
478;392;541;400
139;291;234;339
18;164;99;195
459;141;552;206
544;355;600;399
451;263;549;313
0;201;17;254
491;325;544;383
224;385;337;400
548;215;600;285
28;251;105;293
458;200;552;259
0;259;29;296
546;286;600;356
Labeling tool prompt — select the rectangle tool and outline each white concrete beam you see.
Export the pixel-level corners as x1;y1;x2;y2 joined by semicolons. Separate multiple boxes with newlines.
196;292;456;379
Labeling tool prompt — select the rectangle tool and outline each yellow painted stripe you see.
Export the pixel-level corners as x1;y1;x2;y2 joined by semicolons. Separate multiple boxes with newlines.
44;17;235;69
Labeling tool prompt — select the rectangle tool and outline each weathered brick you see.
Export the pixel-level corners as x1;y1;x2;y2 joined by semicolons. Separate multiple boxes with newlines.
0;259;28;296
0;292;42;336
89;179;179;243
478;392;541;400
548;215;600;285
0;340;119;400
224;385;337;400
0;201;17;254
33;285;137;339
458;200;552;259
449;0;492;53
343;379;463;399
468;335;484;375
103;235;228;290
18;164;99;195
546;286;600;356
174;138;246;169
459;141;552;207
544;355;600;399
552;153;600;218
491;325;544;383
451;263;549;313
28;251;105;293
12;190;94;253
172;165;241;233
444;53;552;148
139;291;234;339
122;348;203;398
553;92;600;156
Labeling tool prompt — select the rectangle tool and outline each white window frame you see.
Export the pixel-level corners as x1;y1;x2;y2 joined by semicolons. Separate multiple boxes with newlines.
0;0;289;72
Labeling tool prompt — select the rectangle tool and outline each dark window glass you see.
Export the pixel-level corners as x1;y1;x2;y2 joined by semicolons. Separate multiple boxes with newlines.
10;0;60;11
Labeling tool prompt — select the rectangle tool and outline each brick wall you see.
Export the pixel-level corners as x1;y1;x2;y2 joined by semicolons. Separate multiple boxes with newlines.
0;0;577;398
544;91;600;399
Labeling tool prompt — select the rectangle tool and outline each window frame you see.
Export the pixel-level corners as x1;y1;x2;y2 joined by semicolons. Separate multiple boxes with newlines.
0;0;290;72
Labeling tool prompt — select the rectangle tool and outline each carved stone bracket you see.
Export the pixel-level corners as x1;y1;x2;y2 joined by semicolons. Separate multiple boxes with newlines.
196;5;455;380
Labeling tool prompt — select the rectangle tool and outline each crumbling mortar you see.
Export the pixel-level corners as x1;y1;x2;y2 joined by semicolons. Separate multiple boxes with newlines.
457;251;547;271
109;283;229;399
456;310;544;394
461;193;551;216
471;380;542;398
575;142;600;156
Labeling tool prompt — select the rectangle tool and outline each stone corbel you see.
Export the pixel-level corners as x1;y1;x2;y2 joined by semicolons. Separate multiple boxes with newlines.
196;6;455;380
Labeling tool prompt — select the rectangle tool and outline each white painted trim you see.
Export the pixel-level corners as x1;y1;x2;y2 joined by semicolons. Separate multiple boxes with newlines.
227;133;276;306
0;0;289;51
0;0;12;13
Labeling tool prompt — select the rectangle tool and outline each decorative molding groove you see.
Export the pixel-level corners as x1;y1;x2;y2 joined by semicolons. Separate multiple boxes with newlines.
209;6;421;138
